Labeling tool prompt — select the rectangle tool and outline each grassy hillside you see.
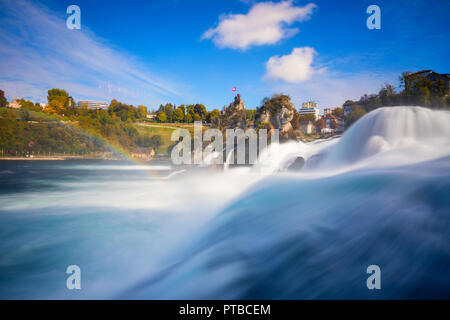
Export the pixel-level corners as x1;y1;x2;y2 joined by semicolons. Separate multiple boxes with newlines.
135;123;195;155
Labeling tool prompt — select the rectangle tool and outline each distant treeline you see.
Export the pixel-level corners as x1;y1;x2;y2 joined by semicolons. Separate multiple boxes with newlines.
0;70;448;155
0;89;162;156
344;71;450;126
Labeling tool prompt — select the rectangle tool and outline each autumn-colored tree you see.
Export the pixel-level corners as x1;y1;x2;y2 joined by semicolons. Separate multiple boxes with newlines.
47;88;69;105
331;107;344;118
157;111;167;122
330;120;339;129
173;107;185;122
316;118;326;130
45;100;65;115
206;109;221;124
137;105;147;118
184;113;193;123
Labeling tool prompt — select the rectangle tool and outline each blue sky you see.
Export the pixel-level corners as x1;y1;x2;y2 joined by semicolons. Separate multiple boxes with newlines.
0;0;449;111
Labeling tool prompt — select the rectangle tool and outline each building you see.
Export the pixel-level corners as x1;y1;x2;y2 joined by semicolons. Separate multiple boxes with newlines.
323;114;344;133
77;101;109;110
146;114;157;120
300;120;315;134
298;101;320;120
8;99;21;109
323;108;332;116
68;96;75;108
343;101;354;116
406;70;450;94
131;148;155;161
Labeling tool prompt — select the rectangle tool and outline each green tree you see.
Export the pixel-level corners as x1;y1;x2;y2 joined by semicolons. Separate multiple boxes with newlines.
345;105;366;127
46;100;66;115
206;109;221;124
108;99;137;121
0;90;7;108
193;113;202;122
299;113;316;122
245;109;255;121
194;104;207;120
159;103;174;122
137;105;147;119
157;111;167;122
291;111;300;130
47;88;69;105
173;107;185;122
150;135;162;150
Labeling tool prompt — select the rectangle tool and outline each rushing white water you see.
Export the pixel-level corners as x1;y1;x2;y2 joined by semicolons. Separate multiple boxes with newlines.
0;106;449;299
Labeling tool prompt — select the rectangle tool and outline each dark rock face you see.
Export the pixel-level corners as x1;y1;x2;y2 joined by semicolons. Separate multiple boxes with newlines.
287;156;305;171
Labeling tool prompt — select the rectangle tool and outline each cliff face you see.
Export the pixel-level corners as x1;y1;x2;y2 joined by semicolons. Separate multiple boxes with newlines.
222;94;246;129
255;94;296;140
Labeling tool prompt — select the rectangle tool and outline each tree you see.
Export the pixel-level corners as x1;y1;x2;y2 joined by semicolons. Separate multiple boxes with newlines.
330;120;339;129
157;111;167;122
47;88;69;105
316;118;326;130
291;111;300;130
137;105;147;118
194;104;207;120
46;100;66;115
150;135;162;150
331;107;344;118
245;109;255;121
345;105;366;127
0;90;7;108
184;113;193;123
159;103;174;122
19;99;42;112
193;113;202;122
108;100;137;121
206;109;221;124
299;113;316;122
173;107;185;122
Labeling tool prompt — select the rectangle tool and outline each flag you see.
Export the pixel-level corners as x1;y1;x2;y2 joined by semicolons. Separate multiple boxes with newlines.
232;87;236;92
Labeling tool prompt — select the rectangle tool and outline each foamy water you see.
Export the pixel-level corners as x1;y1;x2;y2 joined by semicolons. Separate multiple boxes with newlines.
0;106;449;299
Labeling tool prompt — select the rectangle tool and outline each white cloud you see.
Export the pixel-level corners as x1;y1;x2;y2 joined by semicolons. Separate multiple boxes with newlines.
202;1;316;50
0;0;187;105
265;47;324;83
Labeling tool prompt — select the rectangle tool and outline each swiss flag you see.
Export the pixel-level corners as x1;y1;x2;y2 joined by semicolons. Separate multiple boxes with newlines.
232;87;236;92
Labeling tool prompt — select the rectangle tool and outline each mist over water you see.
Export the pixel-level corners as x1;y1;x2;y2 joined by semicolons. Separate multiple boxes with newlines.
0;106;449;299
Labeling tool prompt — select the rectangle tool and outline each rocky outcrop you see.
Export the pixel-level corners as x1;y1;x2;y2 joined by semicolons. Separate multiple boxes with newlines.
222;94;246;129
255;94;296;140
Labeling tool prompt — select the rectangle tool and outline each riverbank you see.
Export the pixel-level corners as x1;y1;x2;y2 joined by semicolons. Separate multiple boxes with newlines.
0;155;172;161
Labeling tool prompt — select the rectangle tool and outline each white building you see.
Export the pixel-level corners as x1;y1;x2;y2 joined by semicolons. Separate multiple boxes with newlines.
323;108;332;116
298;101;320;120
8;99;21;109
77;101;109;110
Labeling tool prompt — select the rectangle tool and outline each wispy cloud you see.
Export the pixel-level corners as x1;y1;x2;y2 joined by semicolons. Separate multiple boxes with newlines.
0;0;186;105
202;1;316;50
